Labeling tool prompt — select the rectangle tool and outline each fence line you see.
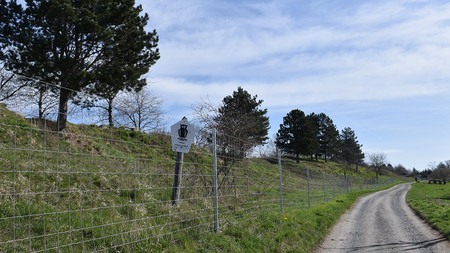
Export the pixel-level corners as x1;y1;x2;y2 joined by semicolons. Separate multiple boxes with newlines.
0;74;395;252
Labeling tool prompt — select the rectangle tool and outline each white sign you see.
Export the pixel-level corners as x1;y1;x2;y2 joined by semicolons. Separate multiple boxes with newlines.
170;117;197;153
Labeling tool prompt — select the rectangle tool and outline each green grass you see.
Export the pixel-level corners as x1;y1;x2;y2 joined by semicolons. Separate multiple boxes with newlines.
150;184;399;252
406;182;450;239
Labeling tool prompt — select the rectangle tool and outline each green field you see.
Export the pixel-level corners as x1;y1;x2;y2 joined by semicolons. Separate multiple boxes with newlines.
406;182;450;239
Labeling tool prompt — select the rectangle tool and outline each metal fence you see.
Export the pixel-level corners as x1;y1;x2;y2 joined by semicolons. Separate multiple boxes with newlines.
0;74;394;252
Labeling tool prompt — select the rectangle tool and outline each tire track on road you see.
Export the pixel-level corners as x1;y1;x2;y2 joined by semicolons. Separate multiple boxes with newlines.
315;183;450;253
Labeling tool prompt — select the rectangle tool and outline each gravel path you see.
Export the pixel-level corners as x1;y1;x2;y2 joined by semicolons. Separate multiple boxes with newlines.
315;183;450;253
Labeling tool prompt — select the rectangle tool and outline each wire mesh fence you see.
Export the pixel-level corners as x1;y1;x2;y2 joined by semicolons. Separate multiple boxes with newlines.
0;73;394;252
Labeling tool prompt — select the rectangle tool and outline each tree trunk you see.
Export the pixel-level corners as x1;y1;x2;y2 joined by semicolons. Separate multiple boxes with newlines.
57;87;70;131
296;153;299;163
38;91;43;120
108;99;114;127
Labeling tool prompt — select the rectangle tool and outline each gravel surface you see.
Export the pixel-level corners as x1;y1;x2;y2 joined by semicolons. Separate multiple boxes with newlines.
316;183;450;253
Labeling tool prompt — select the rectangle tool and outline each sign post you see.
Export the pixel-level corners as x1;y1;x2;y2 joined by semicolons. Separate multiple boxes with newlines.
170;117;196;206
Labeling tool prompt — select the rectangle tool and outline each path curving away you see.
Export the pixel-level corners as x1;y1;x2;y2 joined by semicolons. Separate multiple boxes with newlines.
315;183;450;253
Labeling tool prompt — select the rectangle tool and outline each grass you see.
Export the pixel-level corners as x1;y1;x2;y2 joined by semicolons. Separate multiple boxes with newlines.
0;104;401;252
406;182;450;239
150;184;400;252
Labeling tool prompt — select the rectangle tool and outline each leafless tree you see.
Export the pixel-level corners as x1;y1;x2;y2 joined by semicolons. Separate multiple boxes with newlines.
1;69;58;120
26;86;59;120
0;68;29;103
190;97;219;148
254;135;278;158
428;161;437;171
368;152;388;180
114;89;164;132
430;166;450;182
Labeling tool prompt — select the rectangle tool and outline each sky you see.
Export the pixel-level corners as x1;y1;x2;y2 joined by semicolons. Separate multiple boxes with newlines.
135;0;450;171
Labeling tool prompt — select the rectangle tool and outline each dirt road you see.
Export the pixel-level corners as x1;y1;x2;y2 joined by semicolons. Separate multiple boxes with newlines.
316;183;450;252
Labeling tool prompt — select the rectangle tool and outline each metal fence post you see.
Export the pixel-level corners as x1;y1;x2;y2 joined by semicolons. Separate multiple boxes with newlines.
307;167;311;208
212;128;219;232
323;172;326;202
278;151;284;212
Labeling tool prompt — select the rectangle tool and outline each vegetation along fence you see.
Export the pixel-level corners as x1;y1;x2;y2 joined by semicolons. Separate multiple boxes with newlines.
0;73;394;252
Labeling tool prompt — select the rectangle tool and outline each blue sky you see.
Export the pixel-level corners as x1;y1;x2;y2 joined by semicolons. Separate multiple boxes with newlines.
136;0;450;171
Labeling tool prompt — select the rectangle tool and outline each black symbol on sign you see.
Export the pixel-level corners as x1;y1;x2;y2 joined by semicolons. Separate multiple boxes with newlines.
178;124;188;141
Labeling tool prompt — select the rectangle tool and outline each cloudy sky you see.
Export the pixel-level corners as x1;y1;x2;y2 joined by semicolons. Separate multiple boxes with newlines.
137;0;450;170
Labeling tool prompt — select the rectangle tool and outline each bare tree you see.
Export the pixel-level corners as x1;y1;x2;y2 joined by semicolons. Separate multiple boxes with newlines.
114;89;164;132
190;97;219;148
1;69;59;120
254;135;278;158
428;161;437;171
25;85;59;120
0;68;29;103
430;163;450;182
368;152;388;180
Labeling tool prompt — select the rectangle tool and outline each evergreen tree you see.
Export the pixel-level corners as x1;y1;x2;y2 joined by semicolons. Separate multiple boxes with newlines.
310;112;339;162
214;87;270;162
0;0;159;131
276;109;318;163
339;127;364;173
305;113;319;160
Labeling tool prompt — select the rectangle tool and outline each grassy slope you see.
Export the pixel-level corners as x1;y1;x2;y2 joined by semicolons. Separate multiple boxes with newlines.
0;105;402;252
406;182;450;239
151;184;402;252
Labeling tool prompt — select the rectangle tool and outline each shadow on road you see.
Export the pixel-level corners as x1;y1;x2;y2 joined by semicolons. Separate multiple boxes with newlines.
319;238;448;252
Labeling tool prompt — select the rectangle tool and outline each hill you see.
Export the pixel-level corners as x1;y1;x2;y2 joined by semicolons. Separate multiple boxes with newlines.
0;104;396;252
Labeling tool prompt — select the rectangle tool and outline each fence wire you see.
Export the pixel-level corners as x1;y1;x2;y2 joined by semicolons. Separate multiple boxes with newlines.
0;73;394;252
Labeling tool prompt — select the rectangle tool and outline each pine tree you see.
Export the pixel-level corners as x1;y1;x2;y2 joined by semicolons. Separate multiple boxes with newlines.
214;86;270;162
0;0;159;131
311;113;339;162
339;127;364;173
276;109;318;163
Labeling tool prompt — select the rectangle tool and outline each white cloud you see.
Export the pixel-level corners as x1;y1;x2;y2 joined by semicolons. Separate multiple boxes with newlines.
139;0;450;170
143;0;450;92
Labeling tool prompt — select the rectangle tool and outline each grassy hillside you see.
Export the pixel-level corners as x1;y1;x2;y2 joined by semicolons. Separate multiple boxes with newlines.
0;104;398;252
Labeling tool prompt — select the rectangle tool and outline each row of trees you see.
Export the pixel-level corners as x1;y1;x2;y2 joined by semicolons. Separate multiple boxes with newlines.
419;161;450;180
1;0;160;131
192;87;365;175
275;109;364;172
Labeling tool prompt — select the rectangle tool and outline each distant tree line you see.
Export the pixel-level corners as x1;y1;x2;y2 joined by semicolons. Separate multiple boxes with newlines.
275;109;364;174
367;153;450;180
419;161;450;180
